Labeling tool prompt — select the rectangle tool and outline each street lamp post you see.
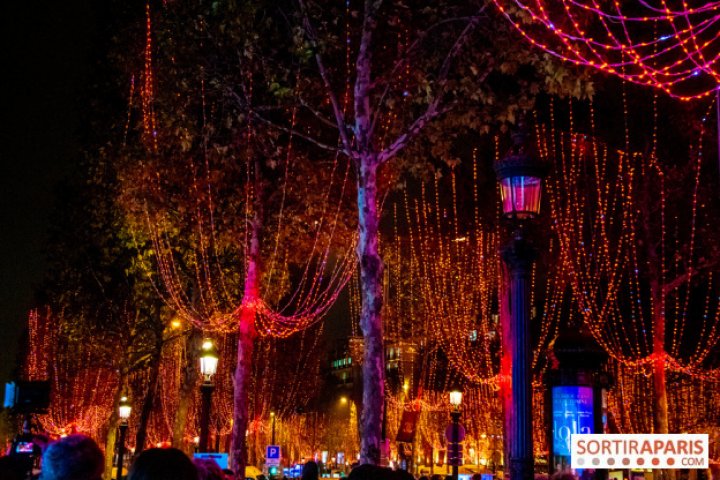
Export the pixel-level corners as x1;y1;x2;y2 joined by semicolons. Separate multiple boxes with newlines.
494;127;547;480
448;390;463;480
270;411;276;445
199;338;219;453
116;396;132;480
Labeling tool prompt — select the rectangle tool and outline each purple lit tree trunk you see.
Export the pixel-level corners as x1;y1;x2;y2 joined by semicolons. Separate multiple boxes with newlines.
231;161;263;478
356;156;385;464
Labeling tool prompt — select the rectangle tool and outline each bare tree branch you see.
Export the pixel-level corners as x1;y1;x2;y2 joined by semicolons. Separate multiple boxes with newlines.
370;14;486;134
378;11;486;164
297;0;355;157
662;259;720;296
377;100;455;163
251;111;342;154
298;94;340;129
226;85;345;158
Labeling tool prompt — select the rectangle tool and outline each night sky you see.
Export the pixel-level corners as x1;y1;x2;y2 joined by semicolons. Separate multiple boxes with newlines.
0;1;105;384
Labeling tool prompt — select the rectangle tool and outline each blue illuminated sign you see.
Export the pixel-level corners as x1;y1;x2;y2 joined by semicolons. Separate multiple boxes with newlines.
552;386;594;456
193;453;229;469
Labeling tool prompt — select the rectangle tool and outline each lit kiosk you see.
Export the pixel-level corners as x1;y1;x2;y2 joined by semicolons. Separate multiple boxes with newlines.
546;327;611;476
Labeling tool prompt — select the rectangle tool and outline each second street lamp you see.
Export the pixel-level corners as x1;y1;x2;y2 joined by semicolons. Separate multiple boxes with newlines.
199;338;219;453
116;396;132;480
494;125;547;480
448;390;463;480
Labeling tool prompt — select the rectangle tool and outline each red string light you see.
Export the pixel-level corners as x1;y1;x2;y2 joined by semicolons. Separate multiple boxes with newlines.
492;0;720;100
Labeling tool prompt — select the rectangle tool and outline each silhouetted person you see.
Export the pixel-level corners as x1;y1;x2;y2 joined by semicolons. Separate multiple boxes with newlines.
393;469;415;480
194;458;224;480
0;455;26;480
128;448;198;480
348;464;393;480
301;461;319;480
39;434;104;480
550;472;577;480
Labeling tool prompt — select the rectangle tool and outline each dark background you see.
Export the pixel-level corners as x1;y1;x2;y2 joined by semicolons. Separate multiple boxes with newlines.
0;1;107;384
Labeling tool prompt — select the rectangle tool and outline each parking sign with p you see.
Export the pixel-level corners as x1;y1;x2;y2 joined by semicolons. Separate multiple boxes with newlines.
266;445;281;465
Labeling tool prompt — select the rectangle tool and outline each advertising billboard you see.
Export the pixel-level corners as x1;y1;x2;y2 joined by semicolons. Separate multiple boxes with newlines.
552;386;594;457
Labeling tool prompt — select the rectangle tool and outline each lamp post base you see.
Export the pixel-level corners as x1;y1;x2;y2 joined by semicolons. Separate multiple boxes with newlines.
509;457;533;480
116;423;128;480
199;382;214;452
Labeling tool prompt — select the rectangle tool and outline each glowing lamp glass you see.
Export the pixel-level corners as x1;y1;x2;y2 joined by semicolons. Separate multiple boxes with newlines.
199;339;219;378
449;390;462;407
118;396;132;420
499;175;542;219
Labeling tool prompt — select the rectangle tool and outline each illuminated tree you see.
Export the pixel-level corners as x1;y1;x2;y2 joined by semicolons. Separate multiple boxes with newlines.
114;3;356;473
39;148;170;476
544;99;720;443
236;0;591;464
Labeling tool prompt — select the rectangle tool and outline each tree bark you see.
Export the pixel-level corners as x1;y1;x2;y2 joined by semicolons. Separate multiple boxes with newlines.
231;160;263;479
135;339;163;455
357;157;385;465
652;292;674;480
173;328;202;450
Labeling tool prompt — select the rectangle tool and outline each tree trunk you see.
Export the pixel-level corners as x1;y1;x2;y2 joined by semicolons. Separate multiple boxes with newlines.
173;328;202;450
357;157;385;465
650;275;674;480
653;309;674;480
653;319;669;436
231;161;263;479
135;339;163;455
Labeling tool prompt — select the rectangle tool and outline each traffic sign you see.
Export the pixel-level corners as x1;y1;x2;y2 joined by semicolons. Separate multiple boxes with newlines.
266;445;281;465
445;424;466;442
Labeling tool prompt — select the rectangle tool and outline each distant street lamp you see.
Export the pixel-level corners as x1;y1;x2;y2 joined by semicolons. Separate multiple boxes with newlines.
494;125;547;480
199;338;219;452
116;396;132;480
448;390;463;480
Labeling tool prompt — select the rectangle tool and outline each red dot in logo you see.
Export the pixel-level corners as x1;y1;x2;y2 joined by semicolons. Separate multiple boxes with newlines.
607;458;616;466
667;458;675;466
637;458;645;466
622;458;631;466
652;458;660;466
